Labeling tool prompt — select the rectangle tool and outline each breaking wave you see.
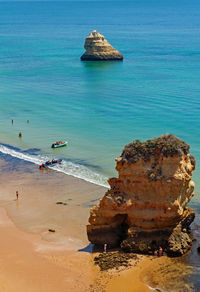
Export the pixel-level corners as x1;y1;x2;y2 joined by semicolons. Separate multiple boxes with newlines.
0;144;109;188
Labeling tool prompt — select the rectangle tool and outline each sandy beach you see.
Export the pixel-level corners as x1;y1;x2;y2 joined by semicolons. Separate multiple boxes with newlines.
0;155;157;292
0;206;98;291
0;156;105;246
0;204;154;292
0;0;199;289
0;155;196;291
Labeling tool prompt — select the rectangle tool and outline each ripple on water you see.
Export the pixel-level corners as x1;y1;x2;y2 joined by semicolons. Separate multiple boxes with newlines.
142;257;194;292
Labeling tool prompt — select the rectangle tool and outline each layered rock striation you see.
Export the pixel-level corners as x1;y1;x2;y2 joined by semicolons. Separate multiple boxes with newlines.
81;30;123;61
87;134;196;256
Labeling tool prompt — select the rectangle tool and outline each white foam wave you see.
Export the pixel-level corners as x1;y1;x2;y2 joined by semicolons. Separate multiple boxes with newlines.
0;144;109;188
0;144;43;164
146;285;163;291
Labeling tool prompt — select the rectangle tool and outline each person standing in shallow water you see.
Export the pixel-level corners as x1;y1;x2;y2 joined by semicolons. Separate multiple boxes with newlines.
16;191;19;200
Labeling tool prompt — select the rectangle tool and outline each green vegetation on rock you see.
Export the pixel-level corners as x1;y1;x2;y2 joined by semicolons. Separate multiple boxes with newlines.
121;134;190;163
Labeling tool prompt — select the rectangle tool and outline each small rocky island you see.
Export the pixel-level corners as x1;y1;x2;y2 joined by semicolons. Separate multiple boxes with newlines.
87;134;196;256
81;30;123;61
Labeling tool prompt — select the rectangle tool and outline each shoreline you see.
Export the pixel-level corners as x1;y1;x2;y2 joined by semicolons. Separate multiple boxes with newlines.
0;152;197;291
0;154;103;291
0;142;109;188
0;153;155;291
0;152;106;247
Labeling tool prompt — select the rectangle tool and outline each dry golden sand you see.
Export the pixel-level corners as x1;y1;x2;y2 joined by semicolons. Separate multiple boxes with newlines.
0;158;186;292
104;257;153;292
0;207;100;291
0;206;155;292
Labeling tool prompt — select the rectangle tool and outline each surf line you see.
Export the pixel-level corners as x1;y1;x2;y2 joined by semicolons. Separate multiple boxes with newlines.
0;144;109;188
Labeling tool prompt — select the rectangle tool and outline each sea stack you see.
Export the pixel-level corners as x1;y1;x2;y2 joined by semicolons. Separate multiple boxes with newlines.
87;134;196;256
81;30;123;61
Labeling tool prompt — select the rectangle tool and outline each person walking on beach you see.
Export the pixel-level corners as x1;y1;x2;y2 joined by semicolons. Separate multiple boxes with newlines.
159;247;163;256
154;250;158;256
16;191;19;200
104;243;107;253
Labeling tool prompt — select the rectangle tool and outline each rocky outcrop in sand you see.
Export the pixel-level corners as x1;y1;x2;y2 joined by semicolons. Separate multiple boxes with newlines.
81;30;123;61
87;134;196;256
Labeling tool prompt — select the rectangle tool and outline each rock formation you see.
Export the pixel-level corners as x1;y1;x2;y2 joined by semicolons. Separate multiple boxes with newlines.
87;134;196;256
81;30;123;61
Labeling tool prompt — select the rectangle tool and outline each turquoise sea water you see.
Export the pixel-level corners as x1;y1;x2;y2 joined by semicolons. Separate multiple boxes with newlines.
0;1;200;290
0;0;200;190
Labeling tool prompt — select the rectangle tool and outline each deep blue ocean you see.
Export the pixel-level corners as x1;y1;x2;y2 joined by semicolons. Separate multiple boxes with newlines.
0;0;200;191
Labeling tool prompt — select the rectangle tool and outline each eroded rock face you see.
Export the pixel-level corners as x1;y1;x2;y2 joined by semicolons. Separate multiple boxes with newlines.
87;134;196;256
81;30;123;61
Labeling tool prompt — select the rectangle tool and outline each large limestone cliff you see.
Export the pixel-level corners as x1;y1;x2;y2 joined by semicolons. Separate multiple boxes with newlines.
81;30;123;61
87;134;196;256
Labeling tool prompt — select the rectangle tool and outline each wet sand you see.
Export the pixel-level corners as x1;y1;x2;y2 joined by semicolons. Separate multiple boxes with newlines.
106;259;153;292
106;256;194;292
0;157;105;247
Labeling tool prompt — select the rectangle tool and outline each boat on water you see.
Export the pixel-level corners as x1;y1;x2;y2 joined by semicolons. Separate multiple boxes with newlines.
51;141;68;148
39;159;62;169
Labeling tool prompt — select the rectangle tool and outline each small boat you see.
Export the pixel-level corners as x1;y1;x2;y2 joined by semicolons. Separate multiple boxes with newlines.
51;141;68;148
39;159;62;169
